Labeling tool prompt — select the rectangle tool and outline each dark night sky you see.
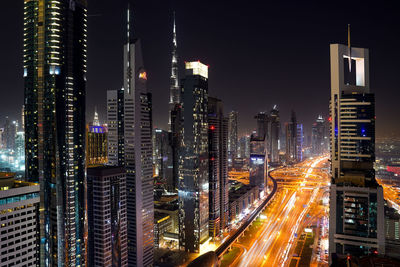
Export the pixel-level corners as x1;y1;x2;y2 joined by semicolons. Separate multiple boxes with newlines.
2;1;400;138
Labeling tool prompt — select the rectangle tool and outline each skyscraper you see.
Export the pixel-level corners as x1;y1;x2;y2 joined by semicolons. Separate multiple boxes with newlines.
169;13;180;131
254;112;269;141
296;123;303;162
329;43;385;261
285;111;297;163
208;97;229;239
23;0;87;265
312;115;327;156
249;134;267;194
153;128;173;191
106;6;153;265
87;166;127;267
179;61;209;253
3;117;16;150
228;111;238;163
123;7;154;266
269;106;280;164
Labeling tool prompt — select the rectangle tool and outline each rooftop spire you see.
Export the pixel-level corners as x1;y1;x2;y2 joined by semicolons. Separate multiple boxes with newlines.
168;11;180;130
127;2;134;44
347;24;352;72
93;106;100;126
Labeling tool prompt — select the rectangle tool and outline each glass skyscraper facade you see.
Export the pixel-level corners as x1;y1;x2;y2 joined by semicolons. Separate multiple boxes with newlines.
23;0;87;265
179;61;209;253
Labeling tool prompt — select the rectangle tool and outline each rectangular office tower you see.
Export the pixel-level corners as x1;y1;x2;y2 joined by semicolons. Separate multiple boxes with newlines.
123;26;154;267
269;106;280;164
107;7;154;265
87;166;127;267
0;173;40;266
23;0;87;265
329;44;385;262
179;61;210;253
208;97;229;239
249;135;267;195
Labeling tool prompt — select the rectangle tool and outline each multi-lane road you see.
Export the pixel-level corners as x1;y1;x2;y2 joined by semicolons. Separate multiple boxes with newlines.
232;157;330;267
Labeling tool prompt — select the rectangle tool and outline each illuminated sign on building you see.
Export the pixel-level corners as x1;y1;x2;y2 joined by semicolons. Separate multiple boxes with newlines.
139;71;147;80
89;126;105;134
250;156;265;165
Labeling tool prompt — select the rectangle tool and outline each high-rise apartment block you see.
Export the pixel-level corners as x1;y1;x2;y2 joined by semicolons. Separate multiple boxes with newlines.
179;61;209;253
87;166;127;267
208;97;229;239
0;172;40;266
329;43;385;261
23;0;87;264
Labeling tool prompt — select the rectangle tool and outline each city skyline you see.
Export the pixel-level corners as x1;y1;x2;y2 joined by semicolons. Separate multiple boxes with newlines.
1;1;400;266
2;1;400;137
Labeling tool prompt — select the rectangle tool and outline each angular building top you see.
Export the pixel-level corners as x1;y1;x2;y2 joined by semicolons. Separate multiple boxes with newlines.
185;61;209;78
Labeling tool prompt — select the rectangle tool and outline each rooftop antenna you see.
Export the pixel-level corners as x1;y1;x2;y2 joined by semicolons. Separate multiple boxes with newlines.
347;24;352;72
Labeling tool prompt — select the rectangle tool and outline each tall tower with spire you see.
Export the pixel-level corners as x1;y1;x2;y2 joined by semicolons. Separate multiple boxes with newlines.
123;4;154;266
169;12;180;130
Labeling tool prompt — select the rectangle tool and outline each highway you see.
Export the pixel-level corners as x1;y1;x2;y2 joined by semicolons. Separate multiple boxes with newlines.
215;175;278;257
233;157;330;267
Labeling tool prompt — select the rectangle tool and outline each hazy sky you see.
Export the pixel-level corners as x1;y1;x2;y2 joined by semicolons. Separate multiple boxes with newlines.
1;0;400;138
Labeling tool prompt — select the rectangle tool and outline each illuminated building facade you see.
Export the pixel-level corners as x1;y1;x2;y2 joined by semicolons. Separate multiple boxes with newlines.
153;128;173;191
269;106;280;163
23;0;87;265
86;124;108;166
169;13;180;131
249;134;267;193
3;118;16;150
0;173;40;266
170;104;182;192
179;61;209;253
329;43;385;262
208;97;229;239
312;115;328;156
122;7;154;266
238;135;250;159
87;166;127;267
296;123;303;162
228;111;238;165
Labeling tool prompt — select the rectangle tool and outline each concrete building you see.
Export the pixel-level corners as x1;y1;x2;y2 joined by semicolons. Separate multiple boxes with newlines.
228;183;259;223
328;43;385;262
0;172;40;266
178;61;209;253
87;166;127;267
